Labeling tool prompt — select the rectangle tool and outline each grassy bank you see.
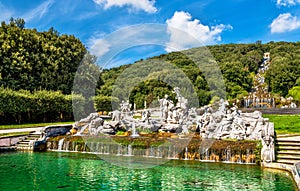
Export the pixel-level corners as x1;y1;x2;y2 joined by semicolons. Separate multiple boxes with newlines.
0;121;74;130
0;132;31;137
263;114;300;134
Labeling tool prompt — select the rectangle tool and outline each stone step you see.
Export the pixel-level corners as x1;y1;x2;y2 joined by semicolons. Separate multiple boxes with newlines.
28;134;41;138
277;146;300;150
17;144;30;148
16;131;42;151
277;134;300;138
277;138;300;141
277;141;300;146
276;159;299;165
16;146;31;150
277;155;300;160
278;151;300;155
16;144;29;147
18;141;30;144
30;131;42;134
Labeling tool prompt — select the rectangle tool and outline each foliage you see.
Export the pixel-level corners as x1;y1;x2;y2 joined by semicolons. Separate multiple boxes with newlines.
264;42;300;96
0;19;86;94
0;121;73;130
0;132;30;137
116;131;125;135
94;95;119;111
129;79;176;109
0;87;83;124
288;86;300;103
98;41;300;107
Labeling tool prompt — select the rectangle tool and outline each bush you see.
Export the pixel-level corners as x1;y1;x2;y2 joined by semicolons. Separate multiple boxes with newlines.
0;87;85;124
94;95;119;112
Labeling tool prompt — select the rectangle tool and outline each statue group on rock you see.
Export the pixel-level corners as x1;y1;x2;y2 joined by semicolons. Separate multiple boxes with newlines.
71;87;275;163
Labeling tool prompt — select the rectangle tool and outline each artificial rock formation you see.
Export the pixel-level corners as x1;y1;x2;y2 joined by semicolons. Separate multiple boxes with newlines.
72;87;275;163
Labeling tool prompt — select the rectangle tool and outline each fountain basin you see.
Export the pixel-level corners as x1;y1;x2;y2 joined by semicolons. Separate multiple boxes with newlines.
0;152;297;190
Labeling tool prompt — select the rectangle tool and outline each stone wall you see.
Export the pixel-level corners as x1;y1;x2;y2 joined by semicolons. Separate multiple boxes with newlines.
0;135;27;147
262;162;300;190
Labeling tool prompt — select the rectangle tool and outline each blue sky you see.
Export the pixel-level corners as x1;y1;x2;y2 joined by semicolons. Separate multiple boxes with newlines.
1;0;300;68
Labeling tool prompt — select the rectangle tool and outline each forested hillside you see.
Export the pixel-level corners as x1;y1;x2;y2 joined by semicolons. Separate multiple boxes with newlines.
1;19;300;123
99;42;300;109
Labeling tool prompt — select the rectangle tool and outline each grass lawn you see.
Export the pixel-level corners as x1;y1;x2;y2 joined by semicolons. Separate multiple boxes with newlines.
263;114;300;134
0;121;74;130
0;132;31;137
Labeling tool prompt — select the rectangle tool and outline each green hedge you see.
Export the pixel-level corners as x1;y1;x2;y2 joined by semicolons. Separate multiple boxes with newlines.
0;87;124;124
94;95;119;112
0;87;84;124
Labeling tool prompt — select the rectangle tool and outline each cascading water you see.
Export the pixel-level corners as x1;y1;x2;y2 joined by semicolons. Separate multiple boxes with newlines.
149;146;155;157
123;145;133;156
104;145;110;154
156;146;162;158
83;143;87;152
237;150;242;164
48;137;257;164
205;149;209;160
72;142;76;152
117;144;122;156
225;148;231;163
131;123;139;138
65;141;70;151
58;139;64;151
184;147;189;160
96;142;100;153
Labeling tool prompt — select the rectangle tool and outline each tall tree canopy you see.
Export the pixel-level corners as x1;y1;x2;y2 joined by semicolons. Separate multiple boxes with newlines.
0;19;87;94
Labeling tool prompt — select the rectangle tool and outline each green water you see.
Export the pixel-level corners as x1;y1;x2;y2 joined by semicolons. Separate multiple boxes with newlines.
0;152;297;191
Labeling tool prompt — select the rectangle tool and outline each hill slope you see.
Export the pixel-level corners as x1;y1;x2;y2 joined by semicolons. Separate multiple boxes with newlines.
98;42;300;109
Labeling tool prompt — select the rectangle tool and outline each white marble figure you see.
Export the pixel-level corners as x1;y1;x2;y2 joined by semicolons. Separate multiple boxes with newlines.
161;95;170;122
111;110;121;122
88;118;104;135
120;100;131;118
141;109;151;123
261;135;275;163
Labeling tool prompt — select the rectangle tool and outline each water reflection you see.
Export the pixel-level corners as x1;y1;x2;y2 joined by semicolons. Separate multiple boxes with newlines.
0;152;297;191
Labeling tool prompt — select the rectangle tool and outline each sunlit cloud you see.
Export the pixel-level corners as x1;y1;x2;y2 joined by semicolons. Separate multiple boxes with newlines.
276;0;300;7
270;13;300;33
165;11;232;52
93;0;157;13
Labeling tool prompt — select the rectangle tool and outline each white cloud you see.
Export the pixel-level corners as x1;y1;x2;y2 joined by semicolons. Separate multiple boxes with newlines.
23;0;54;22
93;0;157;13
86;24;169;68
88;38;111;58
270;13;300;33
165;11;232;52
277;0;300;6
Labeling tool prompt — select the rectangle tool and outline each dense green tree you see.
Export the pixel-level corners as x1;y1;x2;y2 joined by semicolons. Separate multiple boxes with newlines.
0;20;86;94
94;95;119;112
98;41;300;105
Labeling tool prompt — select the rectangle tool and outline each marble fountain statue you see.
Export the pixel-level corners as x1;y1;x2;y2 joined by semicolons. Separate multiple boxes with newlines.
63;87;275;163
